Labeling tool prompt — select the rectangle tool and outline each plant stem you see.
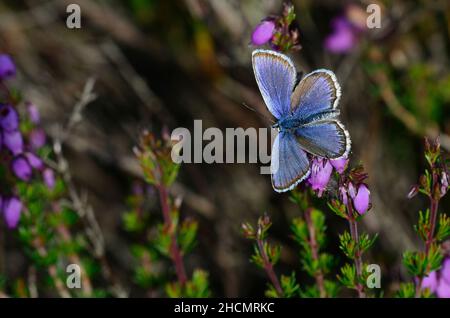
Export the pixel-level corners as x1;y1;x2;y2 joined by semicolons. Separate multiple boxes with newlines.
256;239;283;297
346;203;366;298
415;175;440;297
304;208;326;298
157;184;188;286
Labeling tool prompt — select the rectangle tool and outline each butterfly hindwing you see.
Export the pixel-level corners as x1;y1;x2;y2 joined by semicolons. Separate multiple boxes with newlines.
290;69;341;122
271;131;310;192
295;119;350;159
252;49;297;119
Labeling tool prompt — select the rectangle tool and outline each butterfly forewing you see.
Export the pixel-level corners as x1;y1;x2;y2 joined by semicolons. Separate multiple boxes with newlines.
271;132;310;192
252;50;297;119
290;69;341;122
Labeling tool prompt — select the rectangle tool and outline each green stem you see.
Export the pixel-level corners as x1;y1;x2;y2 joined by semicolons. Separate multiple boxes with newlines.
256;239;283;297
158;184;187;286
346;202;366;298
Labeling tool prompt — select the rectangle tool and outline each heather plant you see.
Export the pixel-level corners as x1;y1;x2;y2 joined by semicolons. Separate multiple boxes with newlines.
0;55;104;297
398;138;450;298
124;130;210;297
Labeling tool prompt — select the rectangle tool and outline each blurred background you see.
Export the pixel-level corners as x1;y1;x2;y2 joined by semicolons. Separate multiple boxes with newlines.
0;0;449;297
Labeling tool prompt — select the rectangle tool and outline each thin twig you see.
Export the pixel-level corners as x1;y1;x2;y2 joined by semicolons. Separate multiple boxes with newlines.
51;78;127;297
304;208;326;298
157;184;188;286
256;239;283;297
346;203;366;298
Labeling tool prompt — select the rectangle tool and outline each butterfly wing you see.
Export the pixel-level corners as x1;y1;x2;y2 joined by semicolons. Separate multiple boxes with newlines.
296;120;351;159
252;50;297;119
290;69;341;122
271;131;310;192
291;69;350;159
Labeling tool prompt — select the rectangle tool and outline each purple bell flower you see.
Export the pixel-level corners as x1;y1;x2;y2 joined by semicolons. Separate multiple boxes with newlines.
324;17;358;54
11;156;32;181
421;271;438;293
3;197;22;229
441;172;449;198
353;184;370;215
24;152;44;170
27;102;40;124
0;54;16;80
251;20;276;46
330;156;349;174
308;158;333;197
43;168;55;189
0;104;19;131
3;130;23;155
422;257;450;298
29;128;46;150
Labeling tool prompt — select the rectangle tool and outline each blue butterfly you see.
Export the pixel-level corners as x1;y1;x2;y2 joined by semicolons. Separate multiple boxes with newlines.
252;49;351;192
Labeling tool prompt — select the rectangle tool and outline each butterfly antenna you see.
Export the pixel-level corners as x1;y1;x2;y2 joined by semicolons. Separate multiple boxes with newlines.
241;102;275;125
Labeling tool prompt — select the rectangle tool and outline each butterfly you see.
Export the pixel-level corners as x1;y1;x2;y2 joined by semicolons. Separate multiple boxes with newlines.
252;49;351;192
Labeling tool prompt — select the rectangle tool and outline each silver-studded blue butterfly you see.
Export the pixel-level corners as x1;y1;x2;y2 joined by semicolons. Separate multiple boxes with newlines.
252;49;351;192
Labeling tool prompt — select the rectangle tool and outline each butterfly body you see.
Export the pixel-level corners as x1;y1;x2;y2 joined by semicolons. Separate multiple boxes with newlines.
252;49;351;192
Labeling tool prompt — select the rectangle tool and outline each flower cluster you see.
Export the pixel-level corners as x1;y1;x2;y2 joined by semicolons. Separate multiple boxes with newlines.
324;4;368;54
400;138;450;298
307;155;371;216
422;255;450;298
0;54;55;229
250;3;301;52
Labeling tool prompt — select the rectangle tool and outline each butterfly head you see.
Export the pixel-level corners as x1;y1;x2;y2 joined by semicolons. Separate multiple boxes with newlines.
271;122;281;132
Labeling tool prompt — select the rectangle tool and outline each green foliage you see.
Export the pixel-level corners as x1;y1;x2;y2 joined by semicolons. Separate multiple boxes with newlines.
123;131;210;297
396;283;416;298
178;219;199;254
166;270;211;298
327;199;347;219
266;272;300;298
436;213;450;242
337;263;356;289
403;243;443;277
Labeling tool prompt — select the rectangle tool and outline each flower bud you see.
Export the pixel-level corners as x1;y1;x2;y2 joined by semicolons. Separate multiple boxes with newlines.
251;20;275;46
0;54;16;80
3;197;22;229
353;184;370;215
330;157;349;174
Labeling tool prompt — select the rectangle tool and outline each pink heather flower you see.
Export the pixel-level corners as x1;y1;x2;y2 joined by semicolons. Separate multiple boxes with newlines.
0;54;16;80
437;279;450;298
353;184;370;215
330;157;349;174
407;185;419;199
0;104;19;131
348;181;356;198
11;156;32;181
423;258;450;298
29;128;46;150
27;102;40;124
421;271;438;293
324;17;358;54
3;197;22;229
43;168;55;189
3;130;23;155
441;172;449;197
251;20;276;46
308;158;333;197
24;152;44;170
339;186;348;205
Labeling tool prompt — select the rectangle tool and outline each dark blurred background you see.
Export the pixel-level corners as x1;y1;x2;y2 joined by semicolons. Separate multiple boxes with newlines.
0;0;449;297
